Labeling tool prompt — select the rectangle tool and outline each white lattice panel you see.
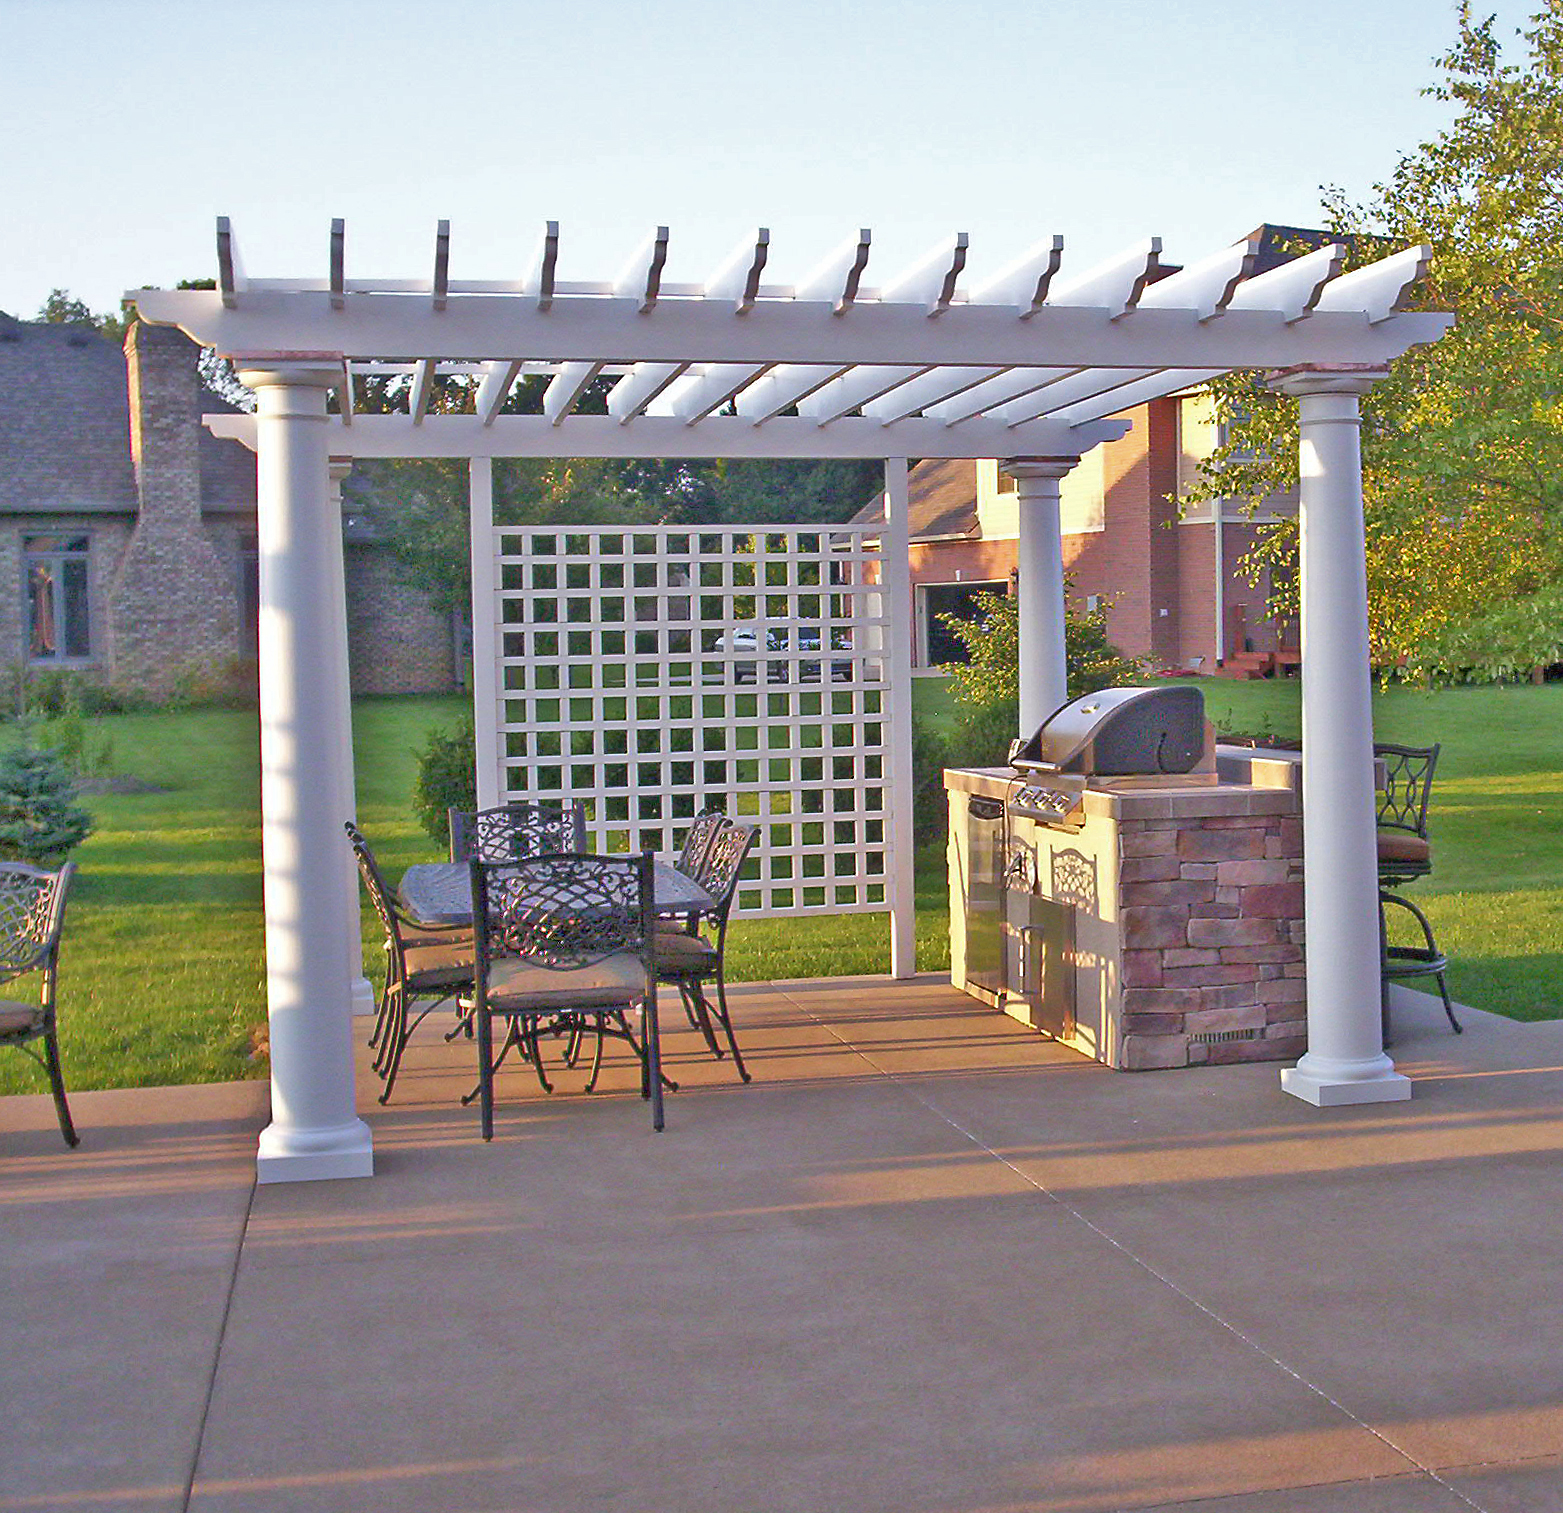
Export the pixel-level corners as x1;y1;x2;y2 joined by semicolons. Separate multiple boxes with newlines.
491;526;895;916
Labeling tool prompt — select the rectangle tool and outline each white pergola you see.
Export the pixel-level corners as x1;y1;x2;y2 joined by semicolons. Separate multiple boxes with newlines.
131;219;1451;1183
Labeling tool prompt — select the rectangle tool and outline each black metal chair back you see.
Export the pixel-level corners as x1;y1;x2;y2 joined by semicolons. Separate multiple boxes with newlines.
473;852;652;973
675;809;726;880
1375;743;1440;838
0;861;79;1146
448;802;588;864
696;821;759;944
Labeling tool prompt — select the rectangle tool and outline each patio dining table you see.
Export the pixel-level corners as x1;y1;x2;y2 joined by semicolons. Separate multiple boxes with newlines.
398;859;717;929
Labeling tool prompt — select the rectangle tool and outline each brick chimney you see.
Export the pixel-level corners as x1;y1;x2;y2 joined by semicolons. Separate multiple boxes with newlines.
110;324;240;695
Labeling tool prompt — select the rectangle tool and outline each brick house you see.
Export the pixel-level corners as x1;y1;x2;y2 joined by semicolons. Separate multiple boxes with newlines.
853;392;1298;674
0;313;459;699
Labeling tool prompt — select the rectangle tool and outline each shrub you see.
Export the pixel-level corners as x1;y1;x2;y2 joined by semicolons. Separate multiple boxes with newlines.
412;717;477;842
0;741;93;864
165;656;260;711
940;586;1143;764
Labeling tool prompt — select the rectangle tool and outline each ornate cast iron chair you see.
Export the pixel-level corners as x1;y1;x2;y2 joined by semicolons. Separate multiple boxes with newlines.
0;862;79;1147
655;821;759;1082
1375;742;1440;888
346;822;475;1104
447;802;587;865
467;851;665;1138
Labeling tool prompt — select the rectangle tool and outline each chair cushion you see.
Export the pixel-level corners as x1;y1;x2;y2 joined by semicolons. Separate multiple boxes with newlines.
1377;832;1431;865
403;924;473;951
402;939;477;992
0;1001;43;1037
482;951;647;1012
654;929;717;973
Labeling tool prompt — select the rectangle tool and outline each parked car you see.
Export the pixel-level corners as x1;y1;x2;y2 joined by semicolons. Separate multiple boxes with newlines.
714;626;854;684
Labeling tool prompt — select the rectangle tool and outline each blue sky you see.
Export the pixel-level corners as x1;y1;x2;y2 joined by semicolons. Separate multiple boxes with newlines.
0;0;1541;317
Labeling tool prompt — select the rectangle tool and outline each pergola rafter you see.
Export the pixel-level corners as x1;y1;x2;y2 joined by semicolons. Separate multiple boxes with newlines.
129;217;1453;1185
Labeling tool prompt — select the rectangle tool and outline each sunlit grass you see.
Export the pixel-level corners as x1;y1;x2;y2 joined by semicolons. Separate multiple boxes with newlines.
3;676;1561;1097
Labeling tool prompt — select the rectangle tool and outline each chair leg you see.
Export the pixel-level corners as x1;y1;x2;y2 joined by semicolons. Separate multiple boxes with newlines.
711;967;751;1083
584;1014;608;1093
642;993;665;1132
680;980;724;1059
477;1007;495;1141
523;1017;554;1093
1434;970;1463;1033
42;1030;78;1148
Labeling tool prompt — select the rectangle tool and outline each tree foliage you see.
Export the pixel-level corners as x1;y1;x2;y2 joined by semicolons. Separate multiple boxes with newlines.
35;287;131;344
0;742;93;865
940;586;1143;763
1182;4;1563;680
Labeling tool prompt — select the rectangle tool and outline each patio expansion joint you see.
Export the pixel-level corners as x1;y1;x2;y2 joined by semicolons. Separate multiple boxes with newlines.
782;987;1497;1513
178;1171;258;1513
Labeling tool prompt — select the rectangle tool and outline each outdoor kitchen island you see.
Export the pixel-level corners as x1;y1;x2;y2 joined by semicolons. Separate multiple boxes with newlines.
947;745;1307;1071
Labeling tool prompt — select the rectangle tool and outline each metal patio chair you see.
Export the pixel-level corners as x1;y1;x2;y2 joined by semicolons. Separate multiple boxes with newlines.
1375;742;1440;888
655;821;759;1082
448;802;587;865
466;851;665;1138
0;861;79;1148
346;822;475;1104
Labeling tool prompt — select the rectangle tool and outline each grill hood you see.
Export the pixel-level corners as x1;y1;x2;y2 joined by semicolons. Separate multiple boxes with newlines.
1010;685;1208;776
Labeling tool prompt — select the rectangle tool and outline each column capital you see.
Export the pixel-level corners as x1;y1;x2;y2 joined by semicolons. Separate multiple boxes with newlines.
230;352;346;391
328;457;354;484
1266;363;1390;400
1001;456;1080;483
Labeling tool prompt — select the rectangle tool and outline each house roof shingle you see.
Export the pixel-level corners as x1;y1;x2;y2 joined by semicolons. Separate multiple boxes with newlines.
849;458;979;540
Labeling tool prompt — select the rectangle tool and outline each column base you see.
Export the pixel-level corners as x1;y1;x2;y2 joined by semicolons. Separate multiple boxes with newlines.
350;975;377;1018
1281;1062;1412;1107
256;1117;374;1184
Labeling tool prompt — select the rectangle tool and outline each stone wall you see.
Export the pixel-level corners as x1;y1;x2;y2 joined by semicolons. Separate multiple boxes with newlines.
1118;805;1306;1069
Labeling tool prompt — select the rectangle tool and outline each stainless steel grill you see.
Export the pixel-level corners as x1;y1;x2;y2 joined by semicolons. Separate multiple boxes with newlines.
1011;685;1208;778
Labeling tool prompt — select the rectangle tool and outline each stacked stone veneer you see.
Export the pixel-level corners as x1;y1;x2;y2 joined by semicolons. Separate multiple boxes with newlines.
947;757;1307;1072
1117;797;1305;1070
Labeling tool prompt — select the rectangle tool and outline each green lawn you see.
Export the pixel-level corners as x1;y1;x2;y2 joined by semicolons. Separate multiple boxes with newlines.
1;675;1559;1096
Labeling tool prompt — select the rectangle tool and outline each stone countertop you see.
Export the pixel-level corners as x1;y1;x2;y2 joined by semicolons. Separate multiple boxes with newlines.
944;751;1302;821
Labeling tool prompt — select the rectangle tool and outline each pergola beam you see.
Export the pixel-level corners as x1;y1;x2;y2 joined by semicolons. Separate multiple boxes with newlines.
205;410;1135;460
134;287;1449;372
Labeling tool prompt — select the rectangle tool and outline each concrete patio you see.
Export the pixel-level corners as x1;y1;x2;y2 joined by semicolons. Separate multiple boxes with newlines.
5;977;1563;1513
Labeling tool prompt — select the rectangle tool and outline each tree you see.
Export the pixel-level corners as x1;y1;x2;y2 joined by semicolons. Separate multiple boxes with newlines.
0;742;93;865
36;287;131;344
1182;4;1563;680
357;456;660;617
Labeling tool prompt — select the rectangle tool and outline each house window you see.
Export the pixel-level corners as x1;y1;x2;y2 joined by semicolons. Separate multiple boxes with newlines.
25;534;90;662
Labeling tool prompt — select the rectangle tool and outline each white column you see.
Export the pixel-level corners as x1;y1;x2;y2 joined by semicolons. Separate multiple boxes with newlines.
1270;365;1409;1107
882;458;916;979
1002;458;1079;737
327;458;374;1019
468;458;502;813
239;359;374;1182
